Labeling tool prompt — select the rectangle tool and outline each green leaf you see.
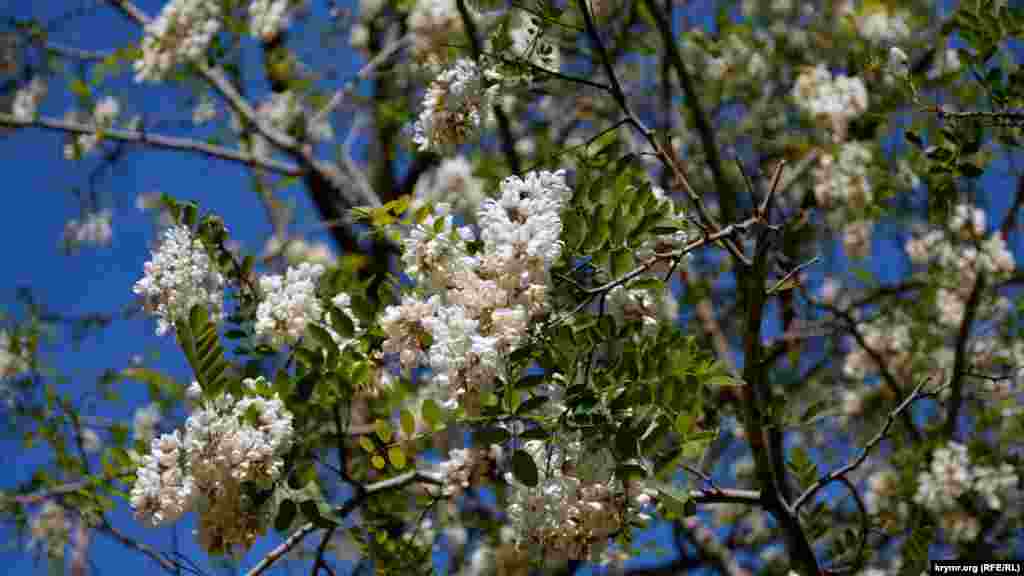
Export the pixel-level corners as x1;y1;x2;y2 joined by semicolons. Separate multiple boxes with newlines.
516;395;549;415
371;454;387;469
400;409;416;438
374;419;393;443
799;398;829;424
681;430;716;460
330;309;355;339
358;436;375;453
308;324;335;350
675;410;694;435
957;161;985;178
387;446;407;469
611;248;634;279
519;427;550;440
422;399;444;429
510;449;539;487
474;426;510;446
651;480;694;519
274;499;297;532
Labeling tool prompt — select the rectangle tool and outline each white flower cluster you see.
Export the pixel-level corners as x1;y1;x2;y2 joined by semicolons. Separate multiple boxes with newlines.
813;141;873;210
792;64;868;142
134;0;222;83
888;46;910;77
249;0;293;42
504;437;652;563
134;225;226;337
843;316;911;380
408;0;464;62
704;33;769;82
63;96;121;160
254;262;325;348
905;203;1015;327
0;330;31;380
383;170;570;410
192;94;217;125
605;284;679;338
63;209;113;249
412;156;486;217
29;501;69;559
842;219;873;259
913;442;1019;543
263;235;335;267
863;469;908;530
435;444;502;495
12;76;47;121
130;378;294;554
133;402;163;443
928;48;962;80
412;59;502;153
845;3;911;44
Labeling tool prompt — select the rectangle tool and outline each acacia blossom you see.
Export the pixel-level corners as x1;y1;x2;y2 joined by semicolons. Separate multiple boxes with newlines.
12;76;47;121
411;59;502;152
134;0;222;83
254;262;325;348
63;96;121;160
792;64;868;142
63;209;113;249
913;441;1019;543
131;378;294;554
412;156;486;217
133;225;225;336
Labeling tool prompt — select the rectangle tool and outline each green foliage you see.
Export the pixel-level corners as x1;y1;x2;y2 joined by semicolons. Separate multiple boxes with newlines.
175;304;231;397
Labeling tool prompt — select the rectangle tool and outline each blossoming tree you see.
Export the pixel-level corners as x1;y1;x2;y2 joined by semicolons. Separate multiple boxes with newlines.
1;0;1022;575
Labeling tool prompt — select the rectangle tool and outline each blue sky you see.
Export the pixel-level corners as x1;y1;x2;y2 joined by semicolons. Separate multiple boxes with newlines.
2;1;1024;575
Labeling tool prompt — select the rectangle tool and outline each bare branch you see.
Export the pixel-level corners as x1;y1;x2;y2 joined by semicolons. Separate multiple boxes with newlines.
0;113;303;176
793;378;932;511
245;471;442;576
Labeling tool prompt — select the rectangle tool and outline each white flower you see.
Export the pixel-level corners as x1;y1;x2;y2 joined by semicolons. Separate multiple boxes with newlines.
412;156;486;216
133;225;225;336
813;142;873;209
408;0;464;60
134;0;222;83
254;262;326;348
63;210;113;249
81;428;102;453
792;65;868;141
192;94;217;125
852;7;911;43
973;463;1018;511
842;220;873;259
0;330;31;379
411;59;502;153
249;0;293;41
131;379;294;554
12;76;47;121
914;442;973;512
888;46;910;77
928;48;962;80
29;501;69;558
133;403;162;443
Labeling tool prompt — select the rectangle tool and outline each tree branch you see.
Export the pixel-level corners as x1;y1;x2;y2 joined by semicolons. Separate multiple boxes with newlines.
244;471;442;576
793;377;931;512
0;113;303;176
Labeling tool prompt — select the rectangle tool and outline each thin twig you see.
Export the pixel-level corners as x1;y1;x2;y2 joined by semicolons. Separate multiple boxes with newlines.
793;378;932;511
0;113;303;176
